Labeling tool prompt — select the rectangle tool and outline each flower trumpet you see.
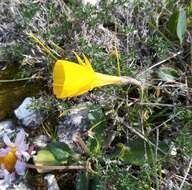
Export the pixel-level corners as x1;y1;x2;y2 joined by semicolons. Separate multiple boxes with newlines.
53;52;141;98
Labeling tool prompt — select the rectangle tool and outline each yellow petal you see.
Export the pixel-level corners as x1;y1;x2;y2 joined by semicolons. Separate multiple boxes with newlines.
82;53;94;72
72;51;85;66
53;60;96;98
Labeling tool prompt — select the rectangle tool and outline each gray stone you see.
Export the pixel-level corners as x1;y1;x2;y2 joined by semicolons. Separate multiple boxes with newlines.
57;103;105;152
33;135;50;148
12;181;32;190
0;120;14;134
0;180;9;190
57;104;91;152
0;179;32;190
81;0;99;5
44;174;60;190
0;120;14;143
14;97;42;128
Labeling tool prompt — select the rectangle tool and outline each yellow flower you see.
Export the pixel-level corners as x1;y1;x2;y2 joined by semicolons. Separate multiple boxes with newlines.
26;33;141;98
53;52;124;99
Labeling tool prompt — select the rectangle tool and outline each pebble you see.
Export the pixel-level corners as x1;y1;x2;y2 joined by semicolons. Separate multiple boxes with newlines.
0;179;32;190
44;174;60;190
0;119;14;134
57;104;91;152
0;119;14;143
57;103;105;153
14;97;42;128
82;0;99;5
33;135;50;148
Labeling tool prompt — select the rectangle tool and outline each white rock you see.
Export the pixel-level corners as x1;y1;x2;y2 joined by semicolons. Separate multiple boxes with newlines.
0;179;31;190
0;180;9;190
33;135;50;148
45;174;60;190
14;97;42;128
0;120;14;142
82;0;99;6
0;120;14;129
170;143;177;156
13;181;31;190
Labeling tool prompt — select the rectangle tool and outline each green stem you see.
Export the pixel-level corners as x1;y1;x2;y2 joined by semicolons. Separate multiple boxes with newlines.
115;47;121;76
26;33;57;61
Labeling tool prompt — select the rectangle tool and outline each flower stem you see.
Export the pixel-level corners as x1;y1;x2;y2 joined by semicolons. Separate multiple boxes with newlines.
115;47;121;77
120;77;143;87
26;163;86;170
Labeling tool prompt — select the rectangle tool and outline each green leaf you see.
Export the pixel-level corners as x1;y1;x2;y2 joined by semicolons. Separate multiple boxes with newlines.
187;1;192;16
86;105;107;156
87;104;106;126
33;149;60;166
177;7;186;46
33;149;62;173
157;67;179;82
47;141;73;163
168;10;179;39
76;172;89;190
110;139;168;166
87;137;101;156
76;172;99;190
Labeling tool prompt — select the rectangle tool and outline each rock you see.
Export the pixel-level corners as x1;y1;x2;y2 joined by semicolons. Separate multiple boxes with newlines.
44;174;60;190
14;97;42;128
33;135;50;148
57;103;105;152
57;104;90;152
82;0;99;5
0;179;32;190
0;180;9;190
0;120;14;129
58;104;90;130
12;181;32;190
0;120;14;143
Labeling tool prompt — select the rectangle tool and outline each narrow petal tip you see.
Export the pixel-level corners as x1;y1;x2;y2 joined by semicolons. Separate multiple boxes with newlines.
15;160;26;175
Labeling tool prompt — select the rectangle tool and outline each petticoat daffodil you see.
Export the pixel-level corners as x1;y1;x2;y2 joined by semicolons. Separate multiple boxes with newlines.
53;52;141;98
